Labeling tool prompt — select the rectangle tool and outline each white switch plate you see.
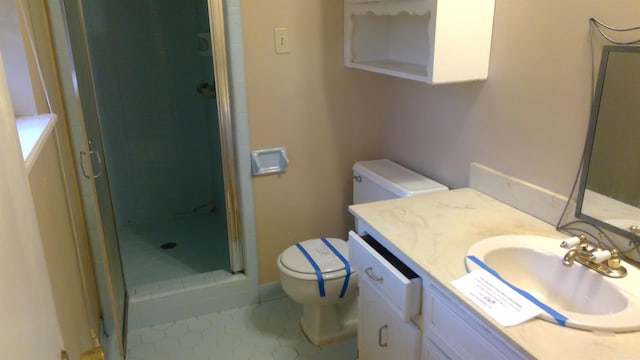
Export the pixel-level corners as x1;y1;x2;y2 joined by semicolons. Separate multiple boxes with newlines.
274;28;290;54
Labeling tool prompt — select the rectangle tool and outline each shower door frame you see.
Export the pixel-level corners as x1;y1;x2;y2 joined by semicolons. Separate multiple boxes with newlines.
67;0;244;280
208;0;243;273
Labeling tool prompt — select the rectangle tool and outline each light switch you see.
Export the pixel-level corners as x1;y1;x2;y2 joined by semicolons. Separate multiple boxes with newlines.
274;28;290;54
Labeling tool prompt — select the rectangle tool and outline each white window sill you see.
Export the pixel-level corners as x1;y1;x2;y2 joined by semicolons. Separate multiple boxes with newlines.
16;113;58;173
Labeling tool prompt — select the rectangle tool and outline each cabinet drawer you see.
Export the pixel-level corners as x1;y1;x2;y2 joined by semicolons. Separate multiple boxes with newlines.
349;231;421;320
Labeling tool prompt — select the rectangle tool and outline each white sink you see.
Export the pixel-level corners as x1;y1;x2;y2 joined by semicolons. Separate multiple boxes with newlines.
465;235;640;332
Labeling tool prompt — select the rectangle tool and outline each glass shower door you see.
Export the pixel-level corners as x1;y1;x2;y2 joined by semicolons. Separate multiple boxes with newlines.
57;0;128;354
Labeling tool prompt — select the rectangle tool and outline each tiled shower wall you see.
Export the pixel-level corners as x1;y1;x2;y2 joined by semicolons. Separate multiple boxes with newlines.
83;0;224;225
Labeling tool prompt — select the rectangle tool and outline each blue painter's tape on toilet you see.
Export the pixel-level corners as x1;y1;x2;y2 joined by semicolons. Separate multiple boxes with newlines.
321;237;351;298
295;242;326;297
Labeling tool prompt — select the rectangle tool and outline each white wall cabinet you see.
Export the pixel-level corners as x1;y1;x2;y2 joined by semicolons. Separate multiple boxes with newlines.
344;0;496;84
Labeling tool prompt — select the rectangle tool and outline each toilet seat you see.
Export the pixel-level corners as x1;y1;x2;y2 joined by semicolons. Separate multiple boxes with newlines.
279;238;353;281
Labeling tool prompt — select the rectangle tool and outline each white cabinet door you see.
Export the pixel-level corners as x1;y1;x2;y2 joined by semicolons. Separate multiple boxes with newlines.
423;339;452;360
423;284;529;360
359;279;421;360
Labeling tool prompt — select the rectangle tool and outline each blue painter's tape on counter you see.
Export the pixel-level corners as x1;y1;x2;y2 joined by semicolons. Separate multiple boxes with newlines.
467;255;568;326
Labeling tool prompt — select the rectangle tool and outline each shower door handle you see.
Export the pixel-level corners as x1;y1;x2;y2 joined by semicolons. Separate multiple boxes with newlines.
80;150;103;179
196;82;216;99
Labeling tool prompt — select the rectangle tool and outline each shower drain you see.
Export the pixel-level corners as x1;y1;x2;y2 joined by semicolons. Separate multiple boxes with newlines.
160;242;177;250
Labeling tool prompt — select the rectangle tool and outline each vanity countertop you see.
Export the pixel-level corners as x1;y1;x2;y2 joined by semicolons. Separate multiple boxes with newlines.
349;187;640;360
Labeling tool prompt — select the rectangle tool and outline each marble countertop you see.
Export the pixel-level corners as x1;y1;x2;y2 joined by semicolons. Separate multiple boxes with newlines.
349;187;640;360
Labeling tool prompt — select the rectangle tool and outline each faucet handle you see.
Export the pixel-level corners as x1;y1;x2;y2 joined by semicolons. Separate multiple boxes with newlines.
607;249;623;269
591;249;612;264
560;235;586;249
606;249;628;277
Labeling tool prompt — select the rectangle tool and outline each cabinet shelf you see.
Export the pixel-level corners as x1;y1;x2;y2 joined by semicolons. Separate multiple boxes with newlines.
349;60;428;82
344;0;496;84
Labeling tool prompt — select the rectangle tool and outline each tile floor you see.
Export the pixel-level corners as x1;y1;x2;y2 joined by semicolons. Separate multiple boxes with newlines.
126;297;357;360
119;213;230;287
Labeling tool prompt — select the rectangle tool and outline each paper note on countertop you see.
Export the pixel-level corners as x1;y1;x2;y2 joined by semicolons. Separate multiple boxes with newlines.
451;269;542;327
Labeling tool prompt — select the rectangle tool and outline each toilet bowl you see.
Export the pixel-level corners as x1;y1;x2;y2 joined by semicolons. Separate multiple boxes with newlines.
277;237;358;345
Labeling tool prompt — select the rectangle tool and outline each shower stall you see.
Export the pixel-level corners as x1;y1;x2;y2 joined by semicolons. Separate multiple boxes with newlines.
77;0;233;288
49;0;256;349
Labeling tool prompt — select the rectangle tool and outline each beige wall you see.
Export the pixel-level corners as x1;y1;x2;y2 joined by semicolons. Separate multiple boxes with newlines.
241;0;386;284
0;51;65;360
0;0;37;116
242;1;640;285
384;1;640;195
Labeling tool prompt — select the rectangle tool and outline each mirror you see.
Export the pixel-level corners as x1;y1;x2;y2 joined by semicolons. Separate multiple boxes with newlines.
576;45;640;258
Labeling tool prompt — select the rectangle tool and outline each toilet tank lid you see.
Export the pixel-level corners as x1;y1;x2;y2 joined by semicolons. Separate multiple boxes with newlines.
280;238;351;275
353;159;448;197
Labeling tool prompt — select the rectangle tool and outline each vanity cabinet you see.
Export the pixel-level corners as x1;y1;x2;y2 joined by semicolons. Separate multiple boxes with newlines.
422;283;528;360
349;232;422;360
359;281;421;359
349;231;530;360
344;0;496;84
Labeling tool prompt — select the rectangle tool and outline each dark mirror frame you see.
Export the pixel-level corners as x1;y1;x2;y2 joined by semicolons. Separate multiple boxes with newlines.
575;45;640;242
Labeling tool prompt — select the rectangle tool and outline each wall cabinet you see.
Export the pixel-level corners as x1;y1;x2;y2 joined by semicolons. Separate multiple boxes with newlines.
344;0;496;84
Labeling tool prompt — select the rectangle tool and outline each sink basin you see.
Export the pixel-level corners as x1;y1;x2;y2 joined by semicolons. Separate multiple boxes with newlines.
465;235;640;332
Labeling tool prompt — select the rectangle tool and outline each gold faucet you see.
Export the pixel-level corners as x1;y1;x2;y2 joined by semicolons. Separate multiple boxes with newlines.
560;235;627;278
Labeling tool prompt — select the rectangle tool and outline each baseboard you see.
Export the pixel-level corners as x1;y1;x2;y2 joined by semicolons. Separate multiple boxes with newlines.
259;282;286;303
469;163;568;225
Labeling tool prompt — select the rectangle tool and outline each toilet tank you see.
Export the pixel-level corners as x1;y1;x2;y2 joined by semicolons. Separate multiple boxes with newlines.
353;159;448;204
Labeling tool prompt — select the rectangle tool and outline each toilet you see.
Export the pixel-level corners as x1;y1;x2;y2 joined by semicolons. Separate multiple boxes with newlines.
277;159;448;345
